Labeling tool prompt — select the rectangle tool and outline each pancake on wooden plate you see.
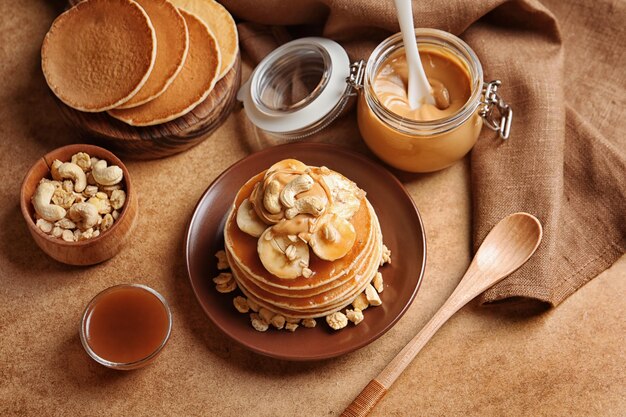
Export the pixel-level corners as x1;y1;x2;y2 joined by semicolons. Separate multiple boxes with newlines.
41;0;157;112
224;159;388;322
115;0;189;109
170;0;238;79
108;10;221;126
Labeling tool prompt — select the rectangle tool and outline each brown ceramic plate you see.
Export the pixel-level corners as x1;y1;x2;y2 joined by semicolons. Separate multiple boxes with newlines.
184;143;426;361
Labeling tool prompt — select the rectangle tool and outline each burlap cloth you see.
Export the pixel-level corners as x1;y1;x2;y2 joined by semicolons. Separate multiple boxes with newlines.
228;0;626;307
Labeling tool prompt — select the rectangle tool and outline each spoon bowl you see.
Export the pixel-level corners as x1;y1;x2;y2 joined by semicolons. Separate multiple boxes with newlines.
473;212;543;279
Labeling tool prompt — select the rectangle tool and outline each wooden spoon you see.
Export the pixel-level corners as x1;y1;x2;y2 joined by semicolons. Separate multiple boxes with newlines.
341;212;543;417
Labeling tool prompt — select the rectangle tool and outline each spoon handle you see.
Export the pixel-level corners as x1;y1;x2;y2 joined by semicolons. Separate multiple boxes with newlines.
340;280;474;417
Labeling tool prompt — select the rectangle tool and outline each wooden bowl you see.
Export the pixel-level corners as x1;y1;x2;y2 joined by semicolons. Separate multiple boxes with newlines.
20;144;138;265
53;54;242;160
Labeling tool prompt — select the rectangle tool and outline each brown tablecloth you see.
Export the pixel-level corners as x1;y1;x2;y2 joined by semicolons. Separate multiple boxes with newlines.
0;1;624;416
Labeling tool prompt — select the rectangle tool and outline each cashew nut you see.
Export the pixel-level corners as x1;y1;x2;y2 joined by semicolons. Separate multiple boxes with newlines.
365;284;382;306
279;174;314;208
326;311;348;330
100;213;114;231
92;160;123;186
68;202;99;230
51;187;76;209
285;196;325;219
263;180;282;214
70;152;91;172
87;196;111;215
346;308;364;325
251;182;284;224
57;162;87;192
50;160;63;181
32;182;66;222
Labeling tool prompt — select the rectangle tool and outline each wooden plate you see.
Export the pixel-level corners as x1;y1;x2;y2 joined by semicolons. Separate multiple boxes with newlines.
184;143;426;361
54;53;241;160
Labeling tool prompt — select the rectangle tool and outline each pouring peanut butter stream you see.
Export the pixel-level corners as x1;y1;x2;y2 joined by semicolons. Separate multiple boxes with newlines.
392;0;450;112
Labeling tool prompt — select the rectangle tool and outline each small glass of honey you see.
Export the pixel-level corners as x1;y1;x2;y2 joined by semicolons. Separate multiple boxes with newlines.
80;284;172;370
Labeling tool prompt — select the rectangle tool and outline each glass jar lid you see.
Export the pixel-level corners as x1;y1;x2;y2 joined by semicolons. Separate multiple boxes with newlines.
237;37;351;137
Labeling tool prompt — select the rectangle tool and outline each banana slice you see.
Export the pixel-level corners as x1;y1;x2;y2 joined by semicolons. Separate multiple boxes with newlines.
236;198;267;237
258;228;309;279
309;214;356;261
322;171;363;220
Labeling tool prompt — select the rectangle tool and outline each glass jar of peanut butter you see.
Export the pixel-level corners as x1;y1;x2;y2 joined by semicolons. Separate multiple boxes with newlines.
357;29;511;172
238;30;511;172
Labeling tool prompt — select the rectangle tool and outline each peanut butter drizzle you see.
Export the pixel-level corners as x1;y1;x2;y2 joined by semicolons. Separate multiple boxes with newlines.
373;48;471;121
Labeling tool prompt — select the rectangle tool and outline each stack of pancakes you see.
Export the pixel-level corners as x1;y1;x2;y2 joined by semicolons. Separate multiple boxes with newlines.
224;160;384;319
41;0;237;126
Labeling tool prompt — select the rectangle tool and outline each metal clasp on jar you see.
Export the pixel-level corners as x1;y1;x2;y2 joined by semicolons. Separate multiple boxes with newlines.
479;80;513;140
346;60;366;95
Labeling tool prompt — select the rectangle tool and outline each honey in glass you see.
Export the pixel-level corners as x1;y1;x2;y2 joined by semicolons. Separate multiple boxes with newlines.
80;284;172;370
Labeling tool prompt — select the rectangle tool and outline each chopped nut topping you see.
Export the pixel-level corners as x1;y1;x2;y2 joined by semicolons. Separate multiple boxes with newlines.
51;188;75;209
346;308;364;325
55;218;76;229
71;152;91;172
233;296;249;313
326;312;348;330
301;318;316;328
36;218;53;234
62;180;74;193
285;244;297;261
365;284;382;306
110;189;126;210
216;280;237;293
285;322;299;332
215;250;229;270
270;315;286;330
250;313;269;332
247;298;260;312
372;272;384;293
352;293;369;311
380;244;392;266
61;229;74;242
212;272;233;285
100;213;114;231
259;308;274;323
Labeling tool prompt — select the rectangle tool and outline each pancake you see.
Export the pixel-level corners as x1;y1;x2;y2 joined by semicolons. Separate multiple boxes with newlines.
41;0;157;112
115;0;189;109
223;161;385;320
108;10;220;126
170;0;238;79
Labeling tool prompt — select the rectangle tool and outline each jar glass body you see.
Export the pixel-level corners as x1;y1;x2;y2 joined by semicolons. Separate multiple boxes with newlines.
357;29;485;173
